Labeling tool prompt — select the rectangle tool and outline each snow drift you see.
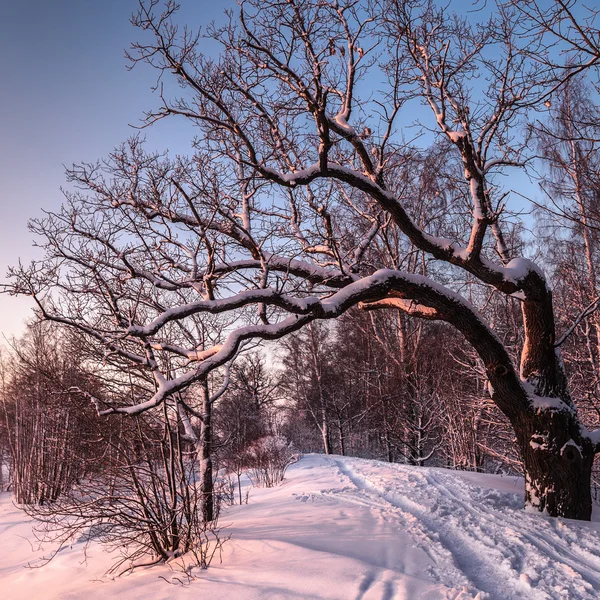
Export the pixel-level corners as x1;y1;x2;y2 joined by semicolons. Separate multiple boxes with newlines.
1;454;599;599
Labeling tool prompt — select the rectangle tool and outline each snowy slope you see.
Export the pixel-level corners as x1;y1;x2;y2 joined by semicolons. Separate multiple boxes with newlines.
1;454;600;599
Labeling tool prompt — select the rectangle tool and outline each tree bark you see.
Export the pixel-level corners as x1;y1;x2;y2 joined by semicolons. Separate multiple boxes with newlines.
515;411;594;519
321;409;332;455
199;381;214;522
515;273;595;519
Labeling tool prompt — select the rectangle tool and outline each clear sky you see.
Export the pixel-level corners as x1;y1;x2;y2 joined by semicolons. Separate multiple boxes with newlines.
0;0;234;340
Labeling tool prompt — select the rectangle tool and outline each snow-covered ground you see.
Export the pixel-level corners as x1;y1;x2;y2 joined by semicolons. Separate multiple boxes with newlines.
1;454;600;599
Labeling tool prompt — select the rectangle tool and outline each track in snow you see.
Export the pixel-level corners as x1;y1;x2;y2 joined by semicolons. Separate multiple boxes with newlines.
313;457;600;600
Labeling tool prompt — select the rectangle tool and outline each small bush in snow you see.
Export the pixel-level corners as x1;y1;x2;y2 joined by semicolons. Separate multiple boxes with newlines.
245;436;298;487
22;411;227;575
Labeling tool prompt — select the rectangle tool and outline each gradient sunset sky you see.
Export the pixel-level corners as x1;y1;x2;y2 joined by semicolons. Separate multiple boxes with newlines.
0;0;233;340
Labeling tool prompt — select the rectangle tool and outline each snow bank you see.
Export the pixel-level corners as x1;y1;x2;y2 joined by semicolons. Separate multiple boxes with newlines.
1;455;599;599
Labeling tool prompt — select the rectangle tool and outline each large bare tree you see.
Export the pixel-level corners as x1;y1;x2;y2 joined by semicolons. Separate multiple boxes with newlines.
7;0;600;519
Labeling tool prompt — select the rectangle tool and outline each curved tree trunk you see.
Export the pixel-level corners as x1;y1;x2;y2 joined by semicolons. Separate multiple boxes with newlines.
362;267;599;519
513;274;596;519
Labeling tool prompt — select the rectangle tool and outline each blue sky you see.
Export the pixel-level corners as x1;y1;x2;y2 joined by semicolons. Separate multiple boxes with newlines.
0;0;233;339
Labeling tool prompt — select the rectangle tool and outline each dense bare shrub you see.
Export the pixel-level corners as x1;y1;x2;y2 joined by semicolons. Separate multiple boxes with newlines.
24;406;227;574
245;436;298;488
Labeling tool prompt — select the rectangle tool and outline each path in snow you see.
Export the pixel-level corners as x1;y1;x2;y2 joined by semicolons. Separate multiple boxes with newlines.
319;456;600;599
1;454;600;599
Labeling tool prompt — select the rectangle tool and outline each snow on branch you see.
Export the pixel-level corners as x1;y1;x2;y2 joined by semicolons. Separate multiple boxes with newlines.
100;268;529;417
259;159;546;298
